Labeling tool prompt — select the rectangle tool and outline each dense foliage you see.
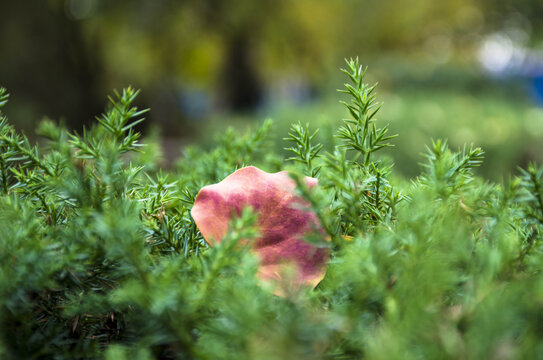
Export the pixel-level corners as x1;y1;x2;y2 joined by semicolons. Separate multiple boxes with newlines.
1;60;543;359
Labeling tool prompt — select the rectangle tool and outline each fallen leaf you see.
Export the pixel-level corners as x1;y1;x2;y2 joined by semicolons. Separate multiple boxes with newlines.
191;166;329;295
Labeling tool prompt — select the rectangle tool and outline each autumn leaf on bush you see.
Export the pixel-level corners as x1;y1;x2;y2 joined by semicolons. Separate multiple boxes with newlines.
191;166;329;295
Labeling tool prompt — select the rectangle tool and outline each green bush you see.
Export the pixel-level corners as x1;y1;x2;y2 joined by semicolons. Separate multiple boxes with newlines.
1;61;543;359
201;72;542;181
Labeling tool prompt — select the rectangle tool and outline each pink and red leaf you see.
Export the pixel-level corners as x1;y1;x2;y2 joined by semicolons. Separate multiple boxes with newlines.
191;166;329;295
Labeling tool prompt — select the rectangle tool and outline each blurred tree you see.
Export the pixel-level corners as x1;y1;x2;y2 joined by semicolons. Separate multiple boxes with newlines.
0;0;104;130
2;0;537;135
479;0;543;38
94;0;330;110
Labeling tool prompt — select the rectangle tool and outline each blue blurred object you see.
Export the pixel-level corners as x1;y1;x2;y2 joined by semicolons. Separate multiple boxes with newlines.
178;88;211;120
530;75;543;105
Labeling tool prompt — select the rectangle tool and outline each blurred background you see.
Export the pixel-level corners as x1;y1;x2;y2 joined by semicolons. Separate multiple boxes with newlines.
1;0;543;178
